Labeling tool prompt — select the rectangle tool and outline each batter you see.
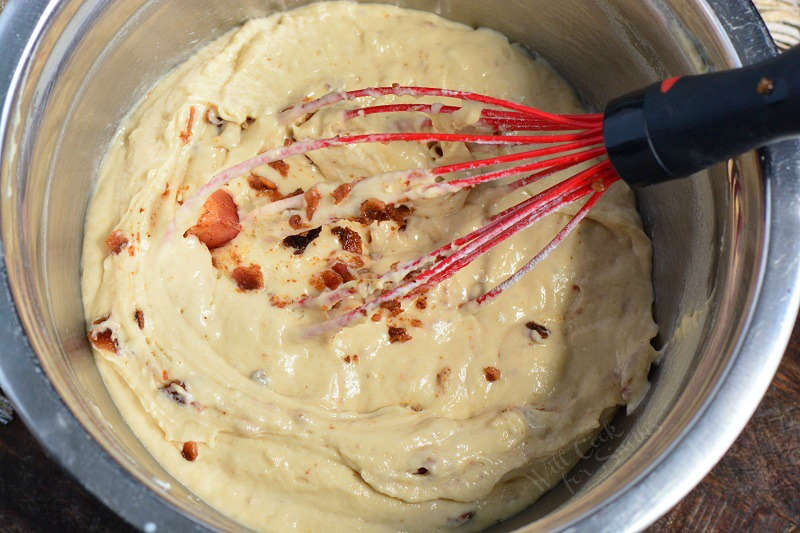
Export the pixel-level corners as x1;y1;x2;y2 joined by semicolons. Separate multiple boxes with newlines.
81;2;658;531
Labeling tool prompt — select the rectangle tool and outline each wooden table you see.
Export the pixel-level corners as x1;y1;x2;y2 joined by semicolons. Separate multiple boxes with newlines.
1;321;797;531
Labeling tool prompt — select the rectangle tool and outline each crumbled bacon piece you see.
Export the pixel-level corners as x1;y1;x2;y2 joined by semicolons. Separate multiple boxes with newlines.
359;199;412;227
282;227;321;255
161;379;188;404
247;173;277;192
388;326;411;343
268;160;290;177
88;328;117;354
309;273;326;291
204;106;225;128
331;262;354;283
232;263;264;291
360;198;388;221
331;226;362;255
320;269;343;290
414;467;429;475
288;214;304;230
179;106;196;144
415;296;427;309
343;354;359;364
371;313;382;322
484;366;501;382
105;231;128;255
181;441;198;461
304;187;321;220
184;190;241;249
331;183;352;204
347;256;365;268
269;295;291;308
134;309;144;330
436;367;451;386
409;318;423;327
525;320;550;339
379;299;403;317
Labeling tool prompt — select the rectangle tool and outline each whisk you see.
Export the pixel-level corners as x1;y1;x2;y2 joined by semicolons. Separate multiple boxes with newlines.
185;46;799;335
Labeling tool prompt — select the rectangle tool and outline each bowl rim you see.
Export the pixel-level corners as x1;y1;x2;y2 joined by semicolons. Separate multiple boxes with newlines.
0;1;798;532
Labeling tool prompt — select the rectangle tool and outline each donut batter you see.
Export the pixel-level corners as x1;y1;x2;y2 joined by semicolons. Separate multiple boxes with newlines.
81;2;658;531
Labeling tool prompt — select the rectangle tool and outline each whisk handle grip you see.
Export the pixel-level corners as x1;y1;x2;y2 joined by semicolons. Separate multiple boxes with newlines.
603;45;800;186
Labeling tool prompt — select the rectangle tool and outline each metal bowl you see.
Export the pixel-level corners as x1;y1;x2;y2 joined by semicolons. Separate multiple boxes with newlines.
1;1;798;531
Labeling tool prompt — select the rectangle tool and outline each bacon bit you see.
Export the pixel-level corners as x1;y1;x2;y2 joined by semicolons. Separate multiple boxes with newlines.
447;511;475;528
268;160;290;177
304;187;321;220
247;173;278;192
388;326;411;343
288;214;304;230
359;199;412;227
204;106;225;128
181;441;198;461
343;354;359;364
269;295;291;308
105;231;128;255
162;370;169;381
379;299;403;317
135;309;144;330
331;226;362;254
88;328;117;354
309;273;326;291
179;106;196;144
347;256;365;268
371;312;382;322
161;183;171;198
320;269;343;290
282;226;321;255
484;366;501;382
572;284;581;292
92;315;108;325
525;320;550;339
409;318;423;328
331;262;354;283
161;379;188;404
402;268;421;281
415;296;427;310
390;204;412;228
331;183;352;204
232;263;264;291
414;467;429;475
360;198;388;221
184;190;241;249
288;187;304;197
436;367;451;387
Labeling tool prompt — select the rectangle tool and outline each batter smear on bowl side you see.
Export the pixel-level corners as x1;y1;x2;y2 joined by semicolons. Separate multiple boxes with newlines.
81;2;658;531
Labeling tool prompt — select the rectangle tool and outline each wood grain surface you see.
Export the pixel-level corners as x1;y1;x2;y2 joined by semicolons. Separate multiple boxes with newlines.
1;320;798;532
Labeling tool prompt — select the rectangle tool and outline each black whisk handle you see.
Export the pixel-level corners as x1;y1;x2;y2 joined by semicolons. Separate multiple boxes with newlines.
602;45;800;186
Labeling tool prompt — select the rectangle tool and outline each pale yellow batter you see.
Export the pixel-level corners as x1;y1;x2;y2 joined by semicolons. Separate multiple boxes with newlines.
81;2;658;531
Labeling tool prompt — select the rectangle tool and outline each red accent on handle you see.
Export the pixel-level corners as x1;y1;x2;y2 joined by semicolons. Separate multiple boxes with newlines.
660;76;681;93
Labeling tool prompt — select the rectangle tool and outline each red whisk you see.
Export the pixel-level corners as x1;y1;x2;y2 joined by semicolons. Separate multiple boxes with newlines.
181;47;799;336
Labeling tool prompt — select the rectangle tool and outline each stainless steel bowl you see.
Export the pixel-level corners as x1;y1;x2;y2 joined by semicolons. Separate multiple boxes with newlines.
1;1;798;531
